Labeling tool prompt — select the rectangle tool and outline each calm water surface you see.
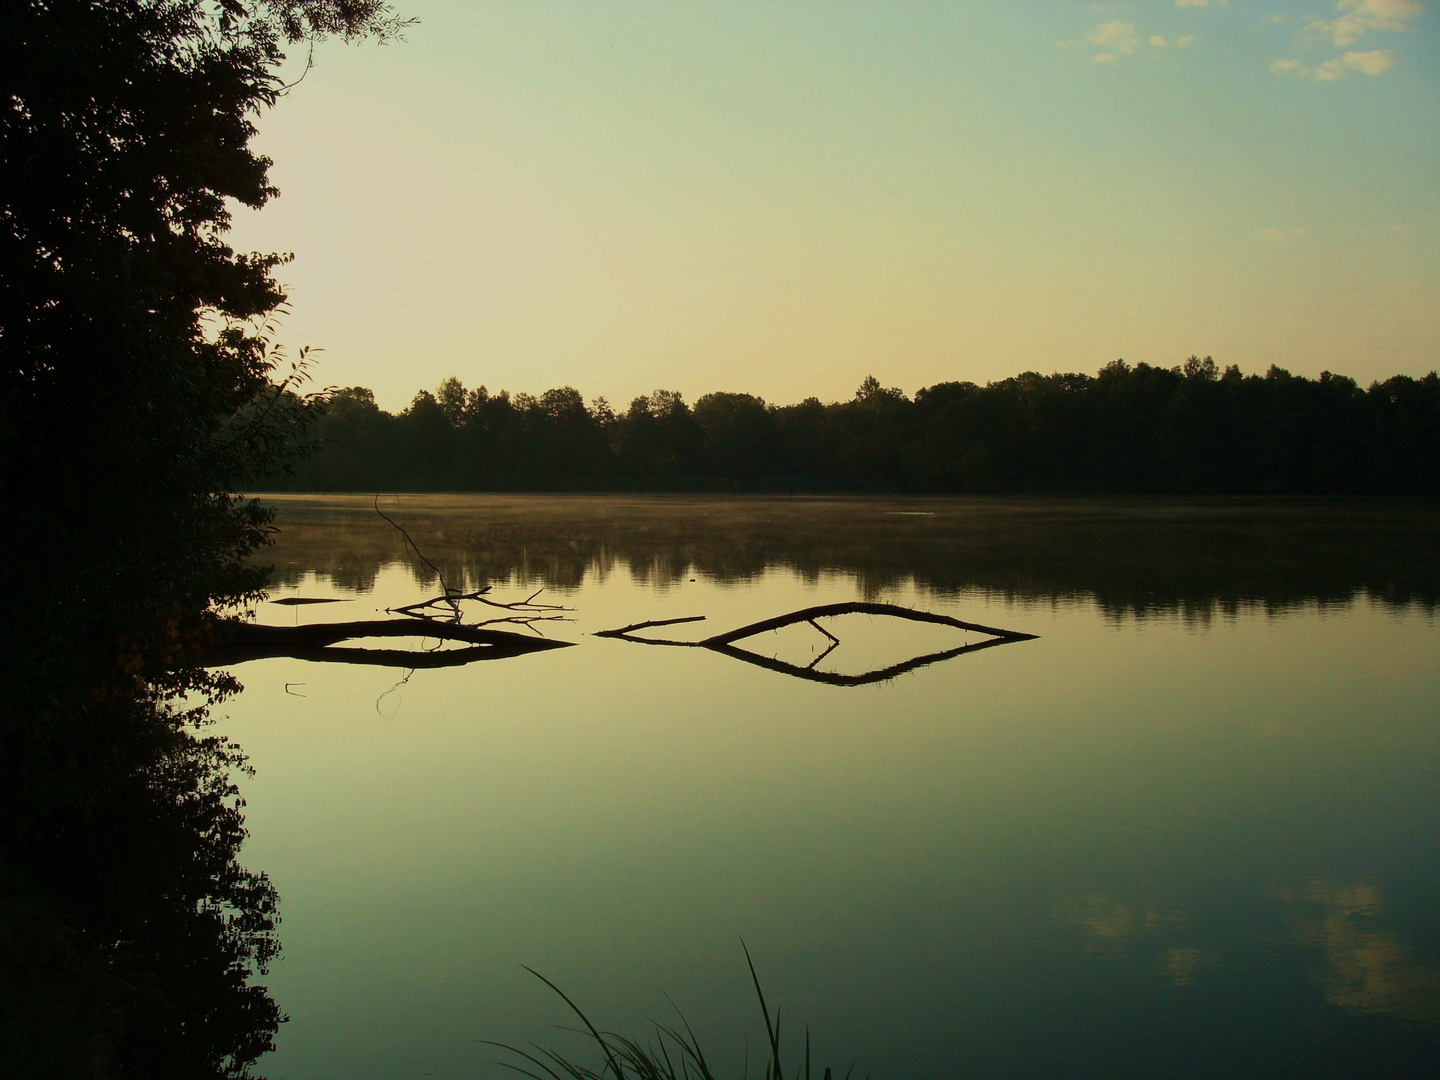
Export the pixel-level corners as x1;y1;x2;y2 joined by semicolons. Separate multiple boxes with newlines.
222;495;1440;1079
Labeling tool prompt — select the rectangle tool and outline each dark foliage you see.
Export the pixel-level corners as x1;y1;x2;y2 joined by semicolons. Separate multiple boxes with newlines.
274;361;1440;495
1;2;404;1075
1;705;282;1077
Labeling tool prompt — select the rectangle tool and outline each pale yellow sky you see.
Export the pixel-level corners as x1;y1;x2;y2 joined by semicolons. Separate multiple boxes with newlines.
229;1;1440;410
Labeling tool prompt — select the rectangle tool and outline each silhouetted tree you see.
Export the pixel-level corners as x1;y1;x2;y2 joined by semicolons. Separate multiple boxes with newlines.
1;3;408;1074
693;392;778;484
271;364;1440;496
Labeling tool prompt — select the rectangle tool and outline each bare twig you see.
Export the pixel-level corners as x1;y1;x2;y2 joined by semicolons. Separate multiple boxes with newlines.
389;589;486;621
374;496;463;618
376;668;413;718
389;585;573;628
804;620;840;670
371;499;577;627
277;37;317;93
807;619;840;644
471;586;570;614
471;613;574;636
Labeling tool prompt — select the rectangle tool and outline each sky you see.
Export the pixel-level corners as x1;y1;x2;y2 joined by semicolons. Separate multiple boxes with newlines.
227;0;1440;411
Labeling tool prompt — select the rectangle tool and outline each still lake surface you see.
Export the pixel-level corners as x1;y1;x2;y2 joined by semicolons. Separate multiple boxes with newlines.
222;495;1440;1079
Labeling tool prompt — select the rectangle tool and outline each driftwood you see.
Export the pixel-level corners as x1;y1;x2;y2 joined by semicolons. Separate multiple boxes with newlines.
206;618;573;669
208;502;577;669
596;601;1036;686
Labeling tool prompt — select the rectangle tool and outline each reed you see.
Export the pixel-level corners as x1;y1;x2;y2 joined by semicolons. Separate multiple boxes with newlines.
484;945;867;1080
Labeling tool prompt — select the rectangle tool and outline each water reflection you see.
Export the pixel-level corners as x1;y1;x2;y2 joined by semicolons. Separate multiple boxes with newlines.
1278;881;1440;1024
1053;893;1190;950
1052;878;1440;1028
219;495;1439;1079
261;495;1440;619
1161;946;1221;987
2;725;282;1077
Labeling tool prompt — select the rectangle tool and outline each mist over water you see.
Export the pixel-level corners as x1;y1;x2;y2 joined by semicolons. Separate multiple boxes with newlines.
223;495;1439;1078
262;494;1440;618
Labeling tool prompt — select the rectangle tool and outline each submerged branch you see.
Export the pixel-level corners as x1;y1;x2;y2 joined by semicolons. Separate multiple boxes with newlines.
703;601;1035;646
205;618;573;669
595;601;1036;686
217;505;580;669
593;615;708;640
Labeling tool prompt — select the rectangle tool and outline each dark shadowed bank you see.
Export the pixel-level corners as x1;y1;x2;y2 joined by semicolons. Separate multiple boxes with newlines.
269;362;1440;495
0;3;406;1076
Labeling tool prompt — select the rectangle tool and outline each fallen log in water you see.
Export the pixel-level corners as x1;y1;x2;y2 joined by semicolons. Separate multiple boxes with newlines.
596;601;1036;686
205;618;573;669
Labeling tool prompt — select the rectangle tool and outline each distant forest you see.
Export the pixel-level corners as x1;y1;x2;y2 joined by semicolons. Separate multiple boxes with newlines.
270;359;1440;495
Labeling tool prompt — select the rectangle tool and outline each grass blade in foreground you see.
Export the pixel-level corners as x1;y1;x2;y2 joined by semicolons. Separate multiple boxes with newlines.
485;948;875;1080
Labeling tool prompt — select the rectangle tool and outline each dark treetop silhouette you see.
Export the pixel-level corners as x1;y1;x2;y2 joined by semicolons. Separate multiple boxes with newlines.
269;362;1440;496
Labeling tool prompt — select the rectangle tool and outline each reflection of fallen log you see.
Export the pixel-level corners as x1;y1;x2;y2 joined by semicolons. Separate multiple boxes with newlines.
206;619;573;669
596;601;1036;686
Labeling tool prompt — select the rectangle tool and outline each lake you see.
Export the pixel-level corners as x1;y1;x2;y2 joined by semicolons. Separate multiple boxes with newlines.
220;494;1440;1079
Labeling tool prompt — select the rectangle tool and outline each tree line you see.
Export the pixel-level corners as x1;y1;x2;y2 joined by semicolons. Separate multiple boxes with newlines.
271;359;1440;494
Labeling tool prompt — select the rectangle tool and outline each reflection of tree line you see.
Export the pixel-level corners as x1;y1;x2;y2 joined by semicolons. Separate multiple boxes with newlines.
263;496;1440;618
269;363;1440;495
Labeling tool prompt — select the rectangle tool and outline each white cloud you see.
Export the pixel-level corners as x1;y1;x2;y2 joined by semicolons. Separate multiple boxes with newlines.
1304;0;1422;47
1340;48;1397;74
1062;19;1145;61
1087;20;1142;53
1270;0;1414;82
1175;0;1226;7
1271;48;1397;80
1066;16;1201;63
